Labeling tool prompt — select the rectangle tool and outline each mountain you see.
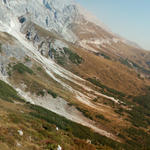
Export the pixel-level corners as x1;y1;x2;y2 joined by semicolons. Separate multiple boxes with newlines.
0;0;150;149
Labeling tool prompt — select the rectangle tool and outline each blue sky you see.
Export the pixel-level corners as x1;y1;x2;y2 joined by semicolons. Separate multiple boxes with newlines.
75;0;150;50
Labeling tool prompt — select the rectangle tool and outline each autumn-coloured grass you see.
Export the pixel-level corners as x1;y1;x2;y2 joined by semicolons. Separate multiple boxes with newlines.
68;45;150;96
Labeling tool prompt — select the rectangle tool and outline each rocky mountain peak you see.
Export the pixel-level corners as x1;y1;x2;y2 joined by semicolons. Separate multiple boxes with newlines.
0;0;78;42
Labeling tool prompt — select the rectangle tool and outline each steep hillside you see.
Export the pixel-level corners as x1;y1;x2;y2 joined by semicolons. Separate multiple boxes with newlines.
0;80;118;150
1;0;150;149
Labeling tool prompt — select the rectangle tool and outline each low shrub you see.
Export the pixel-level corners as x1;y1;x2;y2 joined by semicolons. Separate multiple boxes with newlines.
95;114;110;122
28;104;126;150
63;47;83;65
0;80;24;102
47;90;57;98
13;63;33;74
87;78;126;98
37;90;45;97
76;106;93;120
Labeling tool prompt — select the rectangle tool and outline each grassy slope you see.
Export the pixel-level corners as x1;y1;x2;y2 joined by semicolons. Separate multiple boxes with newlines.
0;99;98;150
8;62;74;102
8;62;129;135
1;28;150;149
0;52;150;149
68;45;150;96
0;80;124;150
1;78;150;149
72;19;150;72
6;61;150;149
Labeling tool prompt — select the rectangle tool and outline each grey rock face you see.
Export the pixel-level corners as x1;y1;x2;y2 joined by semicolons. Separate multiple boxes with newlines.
0;0;78;42
0;39;26;76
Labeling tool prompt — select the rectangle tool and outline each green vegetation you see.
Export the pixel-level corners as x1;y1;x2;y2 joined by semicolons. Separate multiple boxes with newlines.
87;78;126;99
36;66;43;71
119;58;132;68
56;56;66;66
0;98;98;150
127;106;149;128
114;107;124;115
100;53;111;60
115;94;150;150
13;63;33;74
51;48;66;66
95;114;110;122
24;56;31;62
22;79;58;98
132;61;150;74
127;95;150;128
133;95;150;109
28;104;126;150
47;89;57;98
63;47;83;65
0;80;23;102
123;127;150;150
70;104;110;122
1;78;150;149
95;52;111;60
37;90;45;97
76;106;93;120
119;58;150;74
8;62;58;98
51;47;83;66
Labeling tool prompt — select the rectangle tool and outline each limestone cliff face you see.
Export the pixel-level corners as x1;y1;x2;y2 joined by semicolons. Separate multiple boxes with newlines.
0;0;149;75
0;0;121;46
0;0;78;42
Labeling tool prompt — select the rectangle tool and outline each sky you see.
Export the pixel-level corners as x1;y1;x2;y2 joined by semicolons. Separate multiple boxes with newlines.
75;0;150;50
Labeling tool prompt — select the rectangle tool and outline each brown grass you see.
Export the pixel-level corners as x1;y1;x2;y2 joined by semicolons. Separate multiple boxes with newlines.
0;98;105;150
68;45;150;96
